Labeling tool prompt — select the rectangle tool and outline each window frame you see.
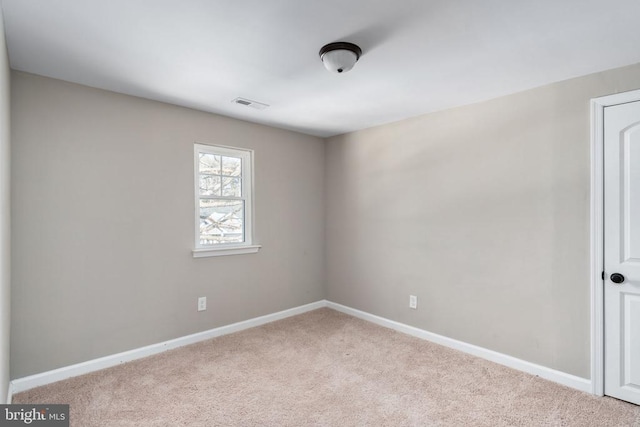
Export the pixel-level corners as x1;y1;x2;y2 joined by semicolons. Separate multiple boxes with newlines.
192;143;260;258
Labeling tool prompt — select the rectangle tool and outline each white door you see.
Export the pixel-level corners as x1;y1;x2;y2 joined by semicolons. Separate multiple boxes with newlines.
604;100;640;405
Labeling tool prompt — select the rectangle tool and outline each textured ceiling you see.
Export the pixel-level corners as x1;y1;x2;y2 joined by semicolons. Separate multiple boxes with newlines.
2;0;640;137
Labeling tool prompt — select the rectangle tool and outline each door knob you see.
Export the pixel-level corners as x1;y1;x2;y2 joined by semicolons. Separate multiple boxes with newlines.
610;273;625;284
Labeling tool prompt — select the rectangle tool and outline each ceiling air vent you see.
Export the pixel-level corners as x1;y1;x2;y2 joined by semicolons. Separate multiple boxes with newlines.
231;97;269;110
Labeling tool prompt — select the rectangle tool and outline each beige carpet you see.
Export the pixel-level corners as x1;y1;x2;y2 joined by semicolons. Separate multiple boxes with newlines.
14;308;640;426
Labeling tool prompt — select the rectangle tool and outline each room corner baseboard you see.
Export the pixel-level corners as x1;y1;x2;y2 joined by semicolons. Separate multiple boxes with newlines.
11;300;328;394
10;300;591;396
326;301;592;394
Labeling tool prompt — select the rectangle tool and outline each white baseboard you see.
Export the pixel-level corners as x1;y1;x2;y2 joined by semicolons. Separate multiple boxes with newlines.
9;299;591;398
6;382;12;404
10;300;327;394
326;301;592;393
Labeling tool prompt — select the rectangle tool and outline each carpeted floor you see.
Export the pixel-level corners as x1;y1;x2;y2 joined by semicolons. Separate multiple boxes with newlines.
14;308;640;426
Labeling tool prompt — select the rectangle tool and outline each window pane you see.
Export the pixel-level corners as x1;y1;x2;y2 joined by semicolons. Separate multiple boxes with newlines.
199;199;244;245
221;156;241;177
199;154;220;175
222;177;241;197
199;175;221;196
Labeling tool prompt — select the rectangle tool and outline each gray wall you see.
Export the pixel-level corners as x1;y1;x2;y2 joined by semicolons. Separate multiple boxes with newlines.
0;7;11;402
11;72;325;378
325;62;640;379
11;61;640;382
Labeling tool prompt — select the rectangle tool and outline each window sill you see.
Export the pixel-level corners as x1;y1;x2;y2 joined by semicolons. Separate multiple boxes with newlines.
192;245;261;258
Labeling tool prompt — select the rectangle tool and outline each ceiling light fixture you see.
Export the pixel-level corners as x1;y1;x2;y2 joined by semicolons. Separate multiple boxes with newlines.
319;42;362;74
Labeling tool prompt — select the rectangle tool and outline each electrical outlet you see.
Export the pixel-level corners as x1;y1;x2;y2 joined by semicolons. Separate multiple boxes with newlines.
198;296;207;312
409;295;417;309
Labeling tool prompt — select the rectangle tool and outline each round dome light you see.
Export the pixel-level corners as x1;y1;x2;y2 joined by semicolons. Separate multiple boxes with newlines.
319;42;362;74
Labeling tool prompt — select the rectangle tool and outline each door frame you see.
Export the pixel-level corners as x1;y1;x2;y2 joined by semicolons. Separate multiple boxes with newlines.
590;88;640;396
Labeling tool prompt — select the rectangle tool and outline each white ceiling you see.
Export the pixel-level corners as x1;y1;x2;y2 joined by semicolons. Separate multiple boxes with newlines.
2;0;640;137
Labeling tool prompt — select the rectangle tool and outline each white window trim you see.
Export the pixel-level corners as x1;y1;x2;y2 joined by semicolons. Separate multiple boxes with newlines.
192;143;260;258
192;244;261;258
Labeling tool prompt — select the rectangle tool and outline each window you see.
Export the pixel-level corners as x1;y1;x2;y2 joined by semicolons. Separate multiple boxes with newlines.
193;143;260;257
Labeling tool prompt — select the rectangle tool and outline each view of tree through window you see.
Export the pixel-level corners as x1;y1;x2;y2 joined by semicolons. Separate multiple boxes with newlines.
198;152;244;245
